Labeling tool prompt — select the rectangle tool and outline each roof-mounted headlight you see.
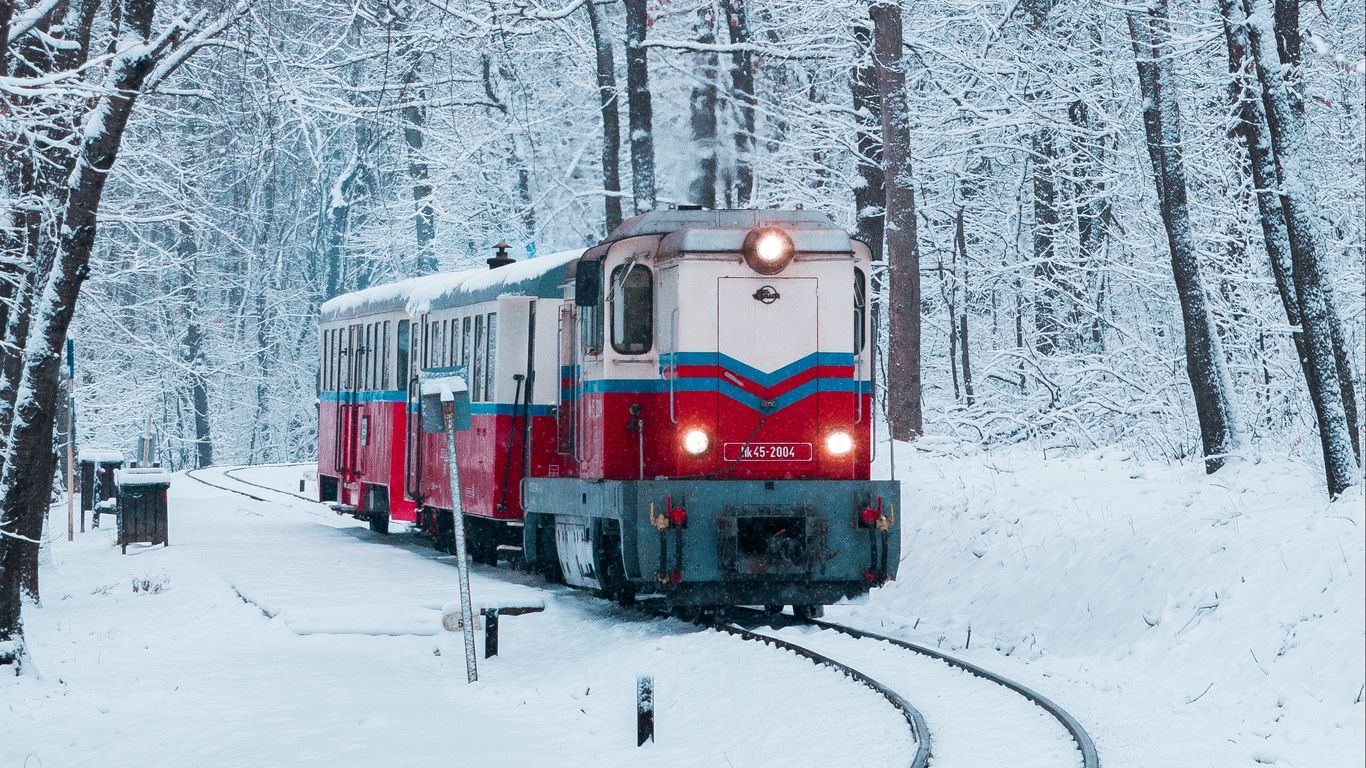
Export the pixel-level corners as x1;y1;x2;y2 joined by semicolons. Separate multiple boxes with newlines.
742;227;795;275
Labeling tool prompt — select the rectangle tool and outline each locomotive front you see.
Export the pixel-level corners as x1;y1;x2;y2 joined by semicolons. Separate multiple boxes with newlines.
524;209;899;613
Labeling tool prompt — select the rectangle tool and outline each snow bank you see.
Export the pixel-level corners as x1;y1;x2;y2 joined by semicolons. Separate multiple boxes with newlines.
842;443;1365;768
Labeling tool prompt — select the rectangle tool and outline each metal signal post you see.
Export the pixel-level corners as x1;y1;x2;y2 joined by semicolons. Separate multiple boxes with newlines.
441;389;477;684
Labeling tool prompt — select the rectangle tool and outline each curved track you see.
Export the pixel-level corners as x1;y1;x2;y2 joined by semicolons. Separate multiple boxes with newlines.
704;618;932;768
805;617;1099;768
187;464;1096;768
728;609;1099;768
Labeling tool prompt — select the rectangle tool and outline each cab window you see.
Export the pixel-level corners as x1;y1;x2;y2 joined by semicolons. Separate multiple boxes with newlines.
854;267;867;354
610;263;653;355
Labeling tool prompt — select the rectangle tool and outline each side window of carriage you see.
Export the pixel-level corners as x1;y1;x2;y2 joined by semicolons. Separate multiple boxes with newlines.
575;259;605;356
610;263;653;355
854;267;867;354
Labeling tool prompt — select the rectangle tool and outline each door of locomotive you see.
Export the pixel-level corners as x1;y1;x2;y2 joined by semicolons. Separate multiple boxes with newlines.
716;277;818;441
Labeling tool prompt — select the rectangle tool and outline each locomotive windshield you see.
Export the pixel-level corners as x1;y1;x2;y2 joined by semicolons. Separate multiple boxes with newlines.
610;262;653;355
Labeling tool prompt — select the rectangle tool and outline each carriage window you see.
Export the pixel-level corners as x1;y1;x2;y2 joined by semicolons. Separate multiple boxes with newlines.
370;323;379;389
485;313;497;401
854;267;867;354
396;320;410;388
473;315;485;402
610;263;653;355
456;315;467;366
368;323;377;389
382;320;391;389
462;316;472;368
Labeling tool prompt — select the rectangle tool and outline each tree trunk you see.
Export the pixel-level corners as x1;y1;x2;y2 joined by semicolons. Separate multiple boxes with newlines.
402;50;437;274
723;0;755;207
1239;0;1358;495
1030;127;1063;356
870;2;922;440
624;0;655;214
955;206;974;407
851;21;885;263
1;0;181;671
177;222;213;468
1127;1;1243;473
585;0;623;233
688;5;718;208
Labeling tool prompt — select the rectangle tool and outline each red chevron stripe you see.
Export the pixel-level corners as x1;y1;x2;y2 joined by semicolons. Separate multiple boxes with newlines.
670;364;855;399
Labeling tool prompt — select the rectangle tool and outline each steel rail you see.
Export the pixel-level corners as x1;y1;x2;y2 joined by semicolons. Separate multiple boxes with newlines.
802;616;1100;768
703;618;932;768
184;467;275;503
220;466;319;503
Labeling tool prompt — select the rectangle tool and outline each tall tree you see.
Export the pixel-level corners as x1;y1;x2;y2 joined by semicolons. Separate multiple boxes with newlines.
624;0;656;214
1127;0;1243;472
870;1;922;440
1234;0;1358;495
1;0;225;672
585;0;624;233
851;20;884;263
688;3;719;208
723;0;755;207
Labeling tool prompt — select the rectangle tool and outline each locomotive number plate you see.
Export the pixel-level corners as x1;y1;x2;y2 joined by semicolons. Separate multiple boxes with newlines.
723;442;813;461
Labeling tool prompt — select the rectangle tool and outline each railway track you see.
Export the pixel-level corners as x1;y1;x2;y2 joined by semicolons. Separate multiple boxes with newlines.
700;616;932;767
723;609;1100;768
184;465;317;505
187;464;1098;768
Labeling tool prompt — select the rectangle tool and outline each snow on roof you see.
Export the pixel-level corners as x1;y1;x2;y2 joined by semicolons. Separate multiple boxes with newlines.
320;249;583;321
115;467;174;486
78;447;125;464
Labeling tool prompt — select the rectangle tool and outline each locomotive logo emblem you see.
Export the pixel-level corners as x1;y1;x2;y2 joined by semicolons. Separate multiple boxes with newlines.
752;285;781;304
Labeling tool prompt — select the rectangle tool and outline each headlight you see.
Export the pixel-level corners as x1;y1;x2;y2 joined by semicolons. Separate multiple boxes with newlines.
682;428;711;456
742;226;795;275
825;430;854;456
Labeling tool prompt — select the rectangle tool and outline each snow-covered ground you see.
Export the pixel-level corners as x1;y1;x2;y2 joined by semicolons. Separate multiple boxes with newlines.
3;466;910;767
5;449;1363;767
835;442;1366;768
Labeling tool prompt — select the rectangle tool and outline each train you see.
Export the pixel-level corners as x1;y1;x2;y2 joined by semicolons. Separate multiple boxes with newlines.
317;208;900;616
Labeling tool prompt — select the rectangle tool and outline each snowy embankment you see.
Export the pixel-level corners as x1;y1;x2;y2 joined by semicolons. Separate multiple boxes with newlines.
836;443;1365;768
3;466;910;768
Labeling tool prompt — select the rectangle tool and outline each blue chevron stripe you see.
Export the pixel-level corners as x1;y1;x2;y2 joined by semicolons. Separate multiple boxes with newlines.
658;351;855;387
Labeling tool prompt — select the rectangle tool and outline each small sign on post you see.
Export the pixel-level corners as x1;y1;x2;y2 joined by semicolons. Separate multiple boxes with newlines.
637;675;655;746
423;367;476;684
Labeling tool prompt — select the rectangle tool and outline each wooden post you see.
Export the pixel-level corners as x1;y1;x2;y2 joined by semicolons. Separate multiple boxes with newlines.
484;608;499;658
637;675;654;746
442;396;477;683
66;339;76;540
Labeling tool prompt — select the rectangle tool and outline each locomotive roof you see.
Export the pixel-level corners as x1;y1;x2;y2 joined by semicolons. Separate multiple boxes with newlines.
319;248;583;322
608;208;837;239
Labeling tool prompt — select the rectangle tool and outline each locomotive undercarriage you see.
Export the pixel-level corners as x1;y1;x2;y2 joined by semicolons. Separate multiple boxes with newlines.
522;478;900;609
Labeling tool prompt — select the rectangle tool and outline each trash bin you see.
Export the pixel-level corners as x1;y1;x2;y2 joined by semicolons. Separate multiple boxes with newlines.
78;447;124;529
115;467;172;554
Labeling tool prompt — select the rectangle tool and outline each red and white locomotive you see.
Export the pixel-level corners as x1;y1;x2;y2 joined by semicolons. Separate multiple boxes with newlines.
318;208;900;613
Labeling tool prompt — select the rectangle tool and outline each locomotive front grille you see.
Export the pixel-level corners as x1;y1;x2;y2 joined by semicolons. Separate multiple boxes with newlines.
716;507;828;578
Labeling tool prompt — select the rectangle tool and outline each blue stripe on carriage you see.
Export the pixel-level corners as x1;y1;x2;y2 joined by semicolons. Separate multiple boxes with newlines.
320;390;553;417
469;403;556;417
318;390;407;403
